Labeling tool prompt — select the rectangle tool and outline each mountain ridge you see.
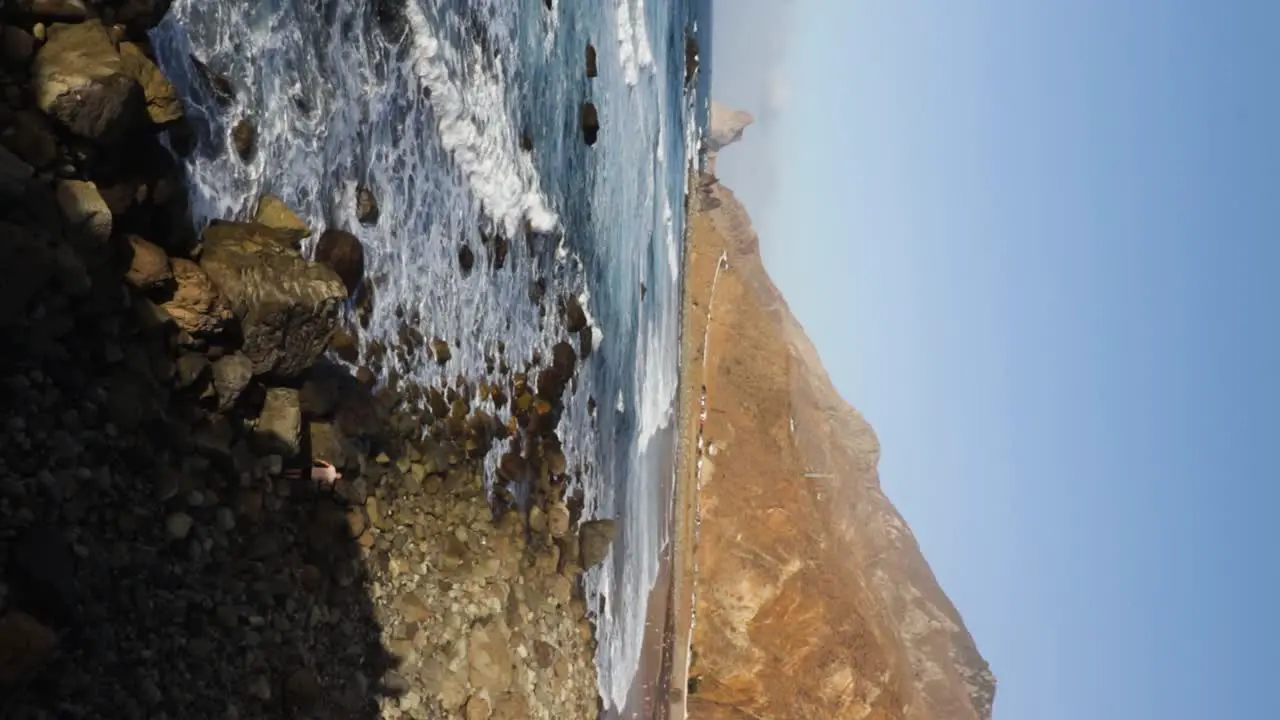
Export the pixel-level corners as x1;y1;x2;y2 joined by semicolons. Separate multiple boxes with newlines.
681;151;995;719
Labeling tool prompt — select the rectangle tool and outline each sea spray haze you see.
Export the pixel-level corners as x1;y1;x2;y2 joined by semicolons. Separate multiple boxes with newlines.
151;0;709;708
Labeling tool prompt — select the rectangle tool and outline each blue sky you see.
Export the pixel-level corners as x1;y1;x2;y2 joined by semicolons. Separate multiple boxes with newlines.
711;1;1280;718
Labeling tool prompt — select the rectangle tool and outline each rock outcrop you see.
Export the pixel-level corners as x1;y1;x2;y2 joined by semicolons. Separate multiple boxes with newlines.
199;221;347;377
706;100;754;152
682;171;995;720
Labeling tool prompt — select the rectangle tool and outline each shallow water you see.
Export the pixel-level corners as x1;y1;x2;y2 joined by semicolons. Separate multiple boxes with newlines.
152;0;708;709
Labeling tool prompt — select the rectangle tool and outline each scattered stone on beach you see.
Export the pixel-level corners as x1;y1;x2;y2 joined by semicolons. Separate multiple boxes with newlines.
579;519;618;568
580;102;600;146
563;294;589;333
432;337;452;365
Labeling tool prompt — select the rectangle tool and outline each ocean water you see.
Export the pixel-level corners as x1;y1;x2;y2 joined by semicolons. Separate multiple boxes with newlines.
151;0;709;710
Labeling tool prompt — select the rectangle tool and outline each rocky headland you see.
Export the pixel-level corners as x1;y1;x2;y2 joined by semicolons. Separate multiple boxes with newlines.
1;3;606;719
672;104;996;719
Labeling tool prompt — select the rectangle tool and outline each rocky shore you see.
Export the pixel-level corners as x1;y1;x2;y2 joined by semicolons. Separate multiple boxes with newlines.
2;3;606;718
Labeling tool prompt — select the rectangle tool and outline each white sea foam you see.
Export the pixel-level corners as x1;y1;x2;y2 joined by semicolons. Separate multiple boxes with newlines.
404;1;558;236
615;0;639;86
634;0;655;72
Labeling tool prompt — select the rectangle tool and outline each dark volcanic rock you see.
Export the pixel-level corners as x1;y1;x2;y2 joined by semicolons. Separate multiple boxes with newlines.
232;117;256;162
563;294;588;333
32;21;147;144
585;44;597;78
200;221;348;377
580;102;599;146
315;228;365;296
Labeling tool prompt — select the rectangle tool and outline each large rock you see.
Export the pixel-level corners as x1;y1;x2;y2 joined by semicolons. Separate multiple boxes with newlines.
255;387;302;455
32;21;147;143
467;617;513;695
578;519;616;569
160;258;233;337
314;228;365;295
0;110;60;170
124;234;172;291
15;0;88;21
118;41;183;125
55;179;111;245
211;352;253;410
253;194;310;244
309;421;353;469
199;221;347;377
0;26;36;69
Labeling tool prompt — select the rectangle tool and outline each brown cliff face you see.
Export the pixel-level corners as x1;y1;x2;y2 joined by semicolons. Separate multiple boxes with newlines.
682;172;995;720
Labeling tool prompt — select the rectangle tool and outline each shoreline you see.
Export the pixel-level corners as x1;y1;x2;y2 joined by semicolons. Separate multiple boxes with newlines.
612;162;705;720
664;164;711;719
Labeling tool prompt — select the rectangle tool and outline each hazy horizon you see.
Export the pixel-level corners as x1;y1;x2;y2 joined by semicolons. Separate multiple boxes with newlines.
710;1;1280;719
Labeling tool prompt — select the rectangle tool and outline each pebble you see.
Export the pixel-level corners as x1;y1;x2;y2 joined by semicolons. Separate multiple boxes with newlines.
247;674;272;701
165;512;194;540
